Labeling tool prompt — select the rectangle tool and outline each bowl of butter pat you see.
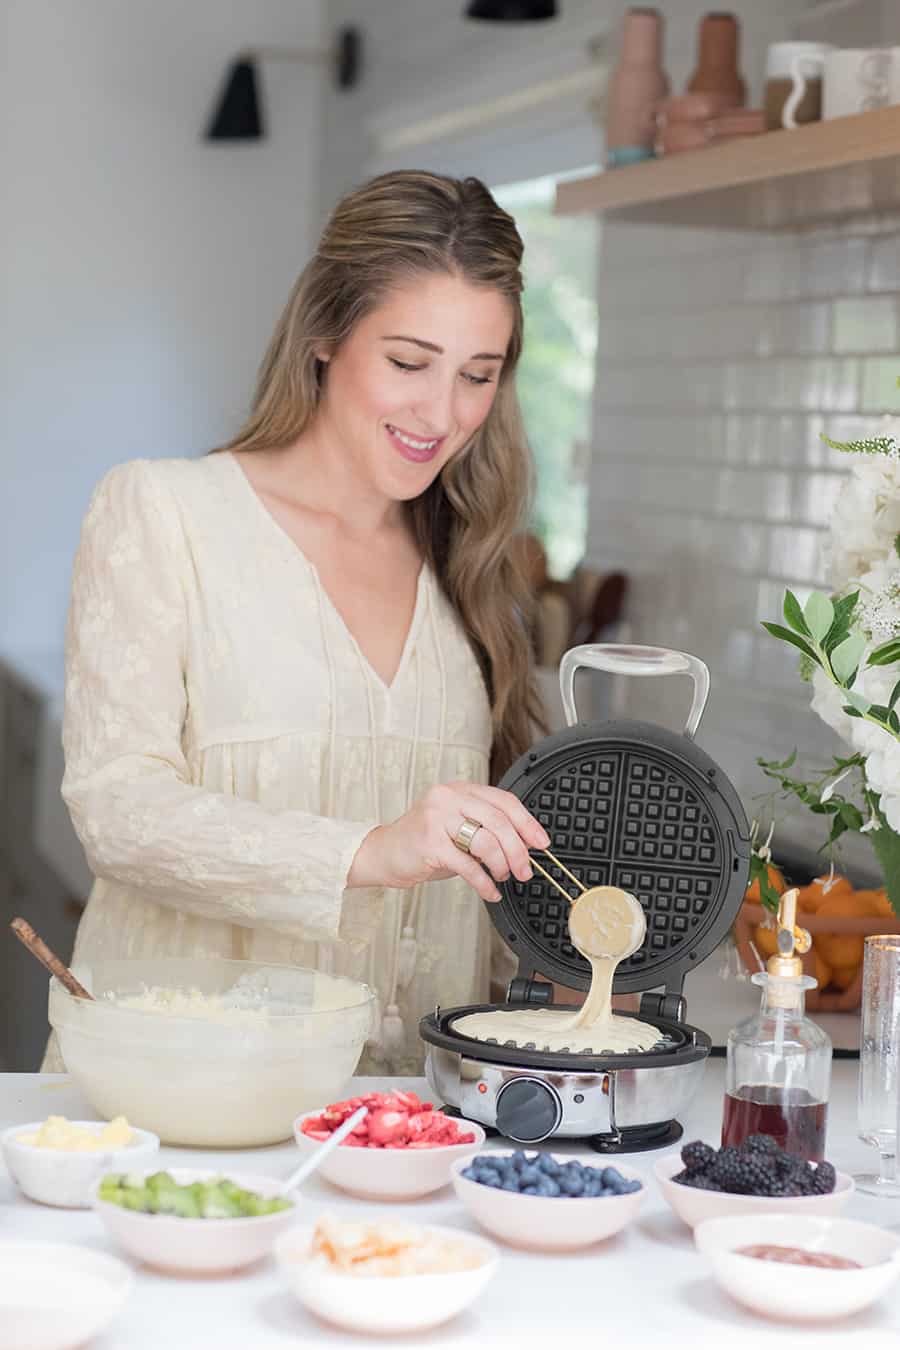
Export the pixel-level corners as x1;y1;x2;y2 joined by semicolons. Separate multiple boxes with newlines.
2;1116;160;1208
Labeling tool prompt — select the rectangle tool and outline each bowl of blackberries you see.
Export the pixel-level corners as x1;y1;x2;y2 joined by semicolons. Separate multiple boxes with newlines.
450;1151;645;1251
654;1136;854;1229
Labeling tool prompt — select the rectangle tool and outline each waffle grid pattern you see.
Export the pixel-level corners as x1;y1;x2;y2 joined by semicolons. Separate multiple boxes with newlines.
508;747;725;982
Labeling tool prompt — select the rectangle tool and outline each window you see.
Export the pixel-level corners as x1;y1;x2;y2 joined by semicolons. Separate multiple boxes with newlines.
494;170;599;580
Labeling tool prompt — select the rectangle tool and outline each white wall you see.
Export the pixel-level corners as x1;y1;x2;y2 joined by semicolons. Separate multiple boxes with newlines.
319;0;615;206
588;6;894;877
2;0;324;653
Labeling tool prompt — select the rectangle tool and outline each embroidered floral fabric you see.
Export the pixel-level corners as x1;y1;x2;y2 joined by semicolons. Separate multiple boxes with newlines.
43;454;510;1074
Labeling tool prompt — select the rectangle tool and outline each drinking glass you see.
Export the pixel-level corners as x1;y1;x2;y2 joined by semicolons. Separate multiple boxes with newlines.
857;935;900;1195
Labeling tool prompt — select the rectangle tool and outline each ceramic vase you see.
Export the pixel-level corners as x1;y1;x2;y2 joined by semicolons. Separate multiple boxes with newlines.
605;7;669;167
687;12;746;109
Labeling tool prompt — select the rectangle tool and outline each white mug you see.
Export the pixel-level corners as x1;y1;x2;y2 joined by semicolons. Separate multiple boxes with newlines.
823;48;891;120
766;42;833;130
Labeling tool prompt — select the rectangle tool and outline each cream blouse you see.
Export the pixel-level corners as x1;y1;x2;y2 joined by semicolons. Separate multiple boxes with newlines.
44;452;514;1074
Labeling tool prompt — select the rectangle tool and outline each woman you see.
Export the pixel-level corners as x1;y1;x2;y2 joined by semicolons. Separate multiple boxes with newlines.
46;170;548;1074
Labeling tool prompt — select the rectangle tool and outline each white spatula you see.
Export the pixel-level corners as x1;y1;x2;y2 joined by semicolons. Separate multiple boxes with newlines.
280;1106;368;1195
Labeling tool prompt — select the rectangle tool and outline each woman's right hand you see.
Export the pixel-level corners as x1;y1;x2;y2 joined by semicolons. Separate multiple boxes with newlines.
346;781;551;902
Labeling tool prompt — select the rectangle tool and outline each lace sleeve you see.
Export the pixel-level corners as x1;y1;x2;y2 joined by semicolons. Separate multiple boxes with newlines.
61;459;378;941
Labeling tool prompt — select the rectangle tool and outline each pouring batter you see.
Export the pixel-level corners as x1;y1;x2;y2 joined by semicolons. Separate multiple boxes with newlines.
453;882;661;1054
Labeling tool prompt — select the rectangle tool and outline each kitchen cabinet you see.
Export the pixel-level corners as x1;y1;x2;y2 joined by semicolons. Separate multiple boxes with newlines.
0;660;80;1070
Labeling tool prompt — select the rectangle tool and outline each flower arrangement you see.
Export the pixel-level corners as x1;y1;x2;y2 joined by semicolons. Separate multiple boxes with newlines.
752;419;900;915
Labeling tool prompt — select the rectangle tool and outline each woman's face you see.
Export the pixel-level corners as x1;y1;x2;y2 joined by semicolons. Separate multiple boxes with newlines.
315;271;514;502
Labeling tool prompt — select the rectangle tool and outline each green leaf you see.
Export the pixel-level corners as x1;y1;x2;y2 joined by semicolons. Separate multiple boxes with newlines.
761;622;819;664
843;705;864;718
748;853;782;916
823;433;899;457
870;825;900;916
758;751;797;772
868;639;900;667
832;752;866;769
832;632;868;684
845;689;872;715
803;591;833;643
784;590;812;637
840;802;864;829
827;818;849;845
890;679;900;711
821;435;860;454
824;591;859;650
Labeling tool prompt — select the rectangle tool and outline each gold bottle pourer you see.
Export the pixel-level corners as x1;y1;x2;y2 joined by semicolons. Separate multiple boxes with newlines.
766;887;812;978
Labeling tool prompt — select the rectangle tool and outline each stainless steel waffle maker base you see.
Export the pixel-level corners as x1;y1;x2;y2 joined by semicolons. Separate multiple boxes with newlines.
419;645;752;1152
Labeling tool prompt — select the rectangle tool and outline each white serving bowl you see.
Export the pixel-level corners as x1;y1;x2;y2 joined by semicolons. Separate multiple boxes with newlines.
450;1153;645;1251
0;1240;132;1350
294;1110;485;1199
695;1214;900;1321
274;1223;498;1335
49;957;373;1146
2;1121;159;1209
93;1168;298;1274
654;1151;854;1229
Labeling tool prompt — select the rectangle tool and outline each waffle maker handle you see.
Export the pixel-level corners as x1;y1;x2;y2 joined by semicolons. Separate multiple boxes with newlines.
559;644;710;740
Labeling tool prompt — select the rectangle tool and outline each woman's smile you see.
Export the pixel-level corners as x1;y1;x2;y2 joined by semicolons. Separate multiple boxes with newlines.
385;421;446;464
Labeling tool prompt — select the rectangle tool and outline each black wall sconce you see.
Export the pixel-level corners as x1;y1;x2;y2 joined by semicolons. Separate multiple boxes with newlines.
465;2;558;19
205;26;362;142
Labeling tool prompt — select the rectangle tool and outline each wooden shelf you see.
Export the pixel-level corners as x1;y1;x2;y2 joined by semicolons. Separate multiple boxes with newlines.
555;105;900;229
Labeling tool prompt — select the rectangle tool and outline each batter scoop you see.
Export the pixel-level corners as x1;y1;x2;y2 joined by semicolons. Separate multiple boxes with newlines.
453;858;660;1054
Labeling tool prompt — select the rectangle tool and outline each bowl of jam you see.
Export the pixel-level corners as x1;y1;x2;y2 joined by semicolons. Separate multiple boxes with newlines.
694;1214;900;1321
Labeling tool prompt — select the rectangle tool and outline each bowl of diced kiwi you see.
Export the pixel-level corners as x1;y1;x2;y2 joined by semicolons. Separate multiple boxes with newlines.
93;1169;297;1273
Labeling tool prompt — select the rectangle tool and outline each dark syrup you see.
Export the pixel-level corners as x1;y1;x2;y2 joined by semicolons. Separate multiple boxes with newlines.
722;1085;827;1161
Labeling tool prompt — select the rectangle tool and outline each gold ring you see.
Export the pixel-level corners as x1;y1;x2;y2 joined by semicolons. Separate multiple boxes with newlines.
453;817;483;854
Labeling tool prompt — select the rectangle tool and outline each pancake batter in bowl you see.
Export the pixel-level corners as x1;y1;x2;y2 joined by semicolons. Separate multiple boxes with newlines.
453;885;660;1053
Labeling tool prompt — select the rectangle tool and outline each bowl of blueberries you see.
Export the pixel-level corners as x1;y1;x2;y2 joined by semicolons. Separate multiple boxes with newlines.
450;1151;644;1251
654;1136;854;1230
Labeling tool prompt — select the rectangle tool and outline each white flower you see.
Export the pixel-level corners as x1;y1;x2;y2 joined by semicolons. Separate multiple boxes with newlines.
879;790;900;833
826;440;900;591
810;667;856;741
857;555;900;642
865;737;900;806
820;767;853;802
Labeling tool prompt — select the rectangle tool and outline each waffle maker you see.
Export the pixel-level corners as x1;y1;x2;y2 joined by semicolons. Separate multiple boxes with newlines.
420;644;751;1152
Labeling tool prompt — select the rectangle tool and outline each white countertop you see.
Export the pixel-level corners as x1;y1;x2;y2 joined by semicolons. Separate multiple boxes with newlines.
1;1065;897;1350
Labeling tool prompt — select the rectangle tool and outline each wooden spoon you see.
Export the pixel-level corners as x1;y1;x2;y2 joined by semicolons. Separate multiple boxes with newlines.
10;917;93;1000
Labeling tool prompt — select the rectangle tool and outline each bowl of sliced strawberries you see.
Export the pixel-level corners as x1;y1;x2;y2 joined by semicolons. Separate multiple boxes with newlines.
295;1090;486;1200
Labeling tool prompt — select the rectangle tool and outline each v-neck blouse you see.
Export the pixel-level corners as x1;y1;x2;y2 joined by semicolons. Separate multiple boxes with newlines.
225;451;427;697
48;454;505;1075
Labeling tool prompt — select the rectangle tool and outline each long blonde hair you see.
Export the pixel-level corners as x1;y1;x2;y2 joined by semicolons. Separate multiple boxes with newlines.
217;170;544;779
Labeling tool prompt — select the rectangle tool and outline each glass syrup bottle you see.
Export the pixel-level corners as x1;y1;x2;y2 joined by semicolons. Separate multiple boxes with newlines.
723;888;832;1160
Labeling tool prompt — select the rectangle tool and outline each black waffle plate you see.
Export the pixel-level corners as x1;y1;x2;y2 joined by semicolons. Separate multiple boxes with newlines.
492;718;751;996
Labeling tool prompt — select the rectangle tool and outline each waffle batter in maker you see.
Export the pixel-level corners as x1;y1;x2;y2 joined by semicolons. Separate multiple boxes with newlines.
452;882;660;1054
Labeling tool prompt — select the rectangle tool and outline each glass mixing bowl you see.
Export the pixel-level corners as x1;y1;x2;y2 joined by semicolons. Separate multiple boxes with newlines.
49;958;374;1146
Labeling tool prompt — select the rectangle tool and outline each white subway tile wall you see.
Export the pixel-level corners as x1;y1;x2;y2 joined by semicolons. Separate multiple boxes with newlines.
587;215;900;872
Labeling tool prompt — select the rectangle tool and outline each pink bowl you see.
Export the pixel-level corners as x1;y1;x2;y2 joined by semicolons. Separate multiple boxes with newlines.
654;1151;855;1229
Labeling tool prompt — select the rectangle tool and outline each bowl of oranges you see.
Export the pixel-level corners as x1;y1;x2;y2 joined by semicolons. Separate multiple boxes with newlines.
736;863;896;1011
